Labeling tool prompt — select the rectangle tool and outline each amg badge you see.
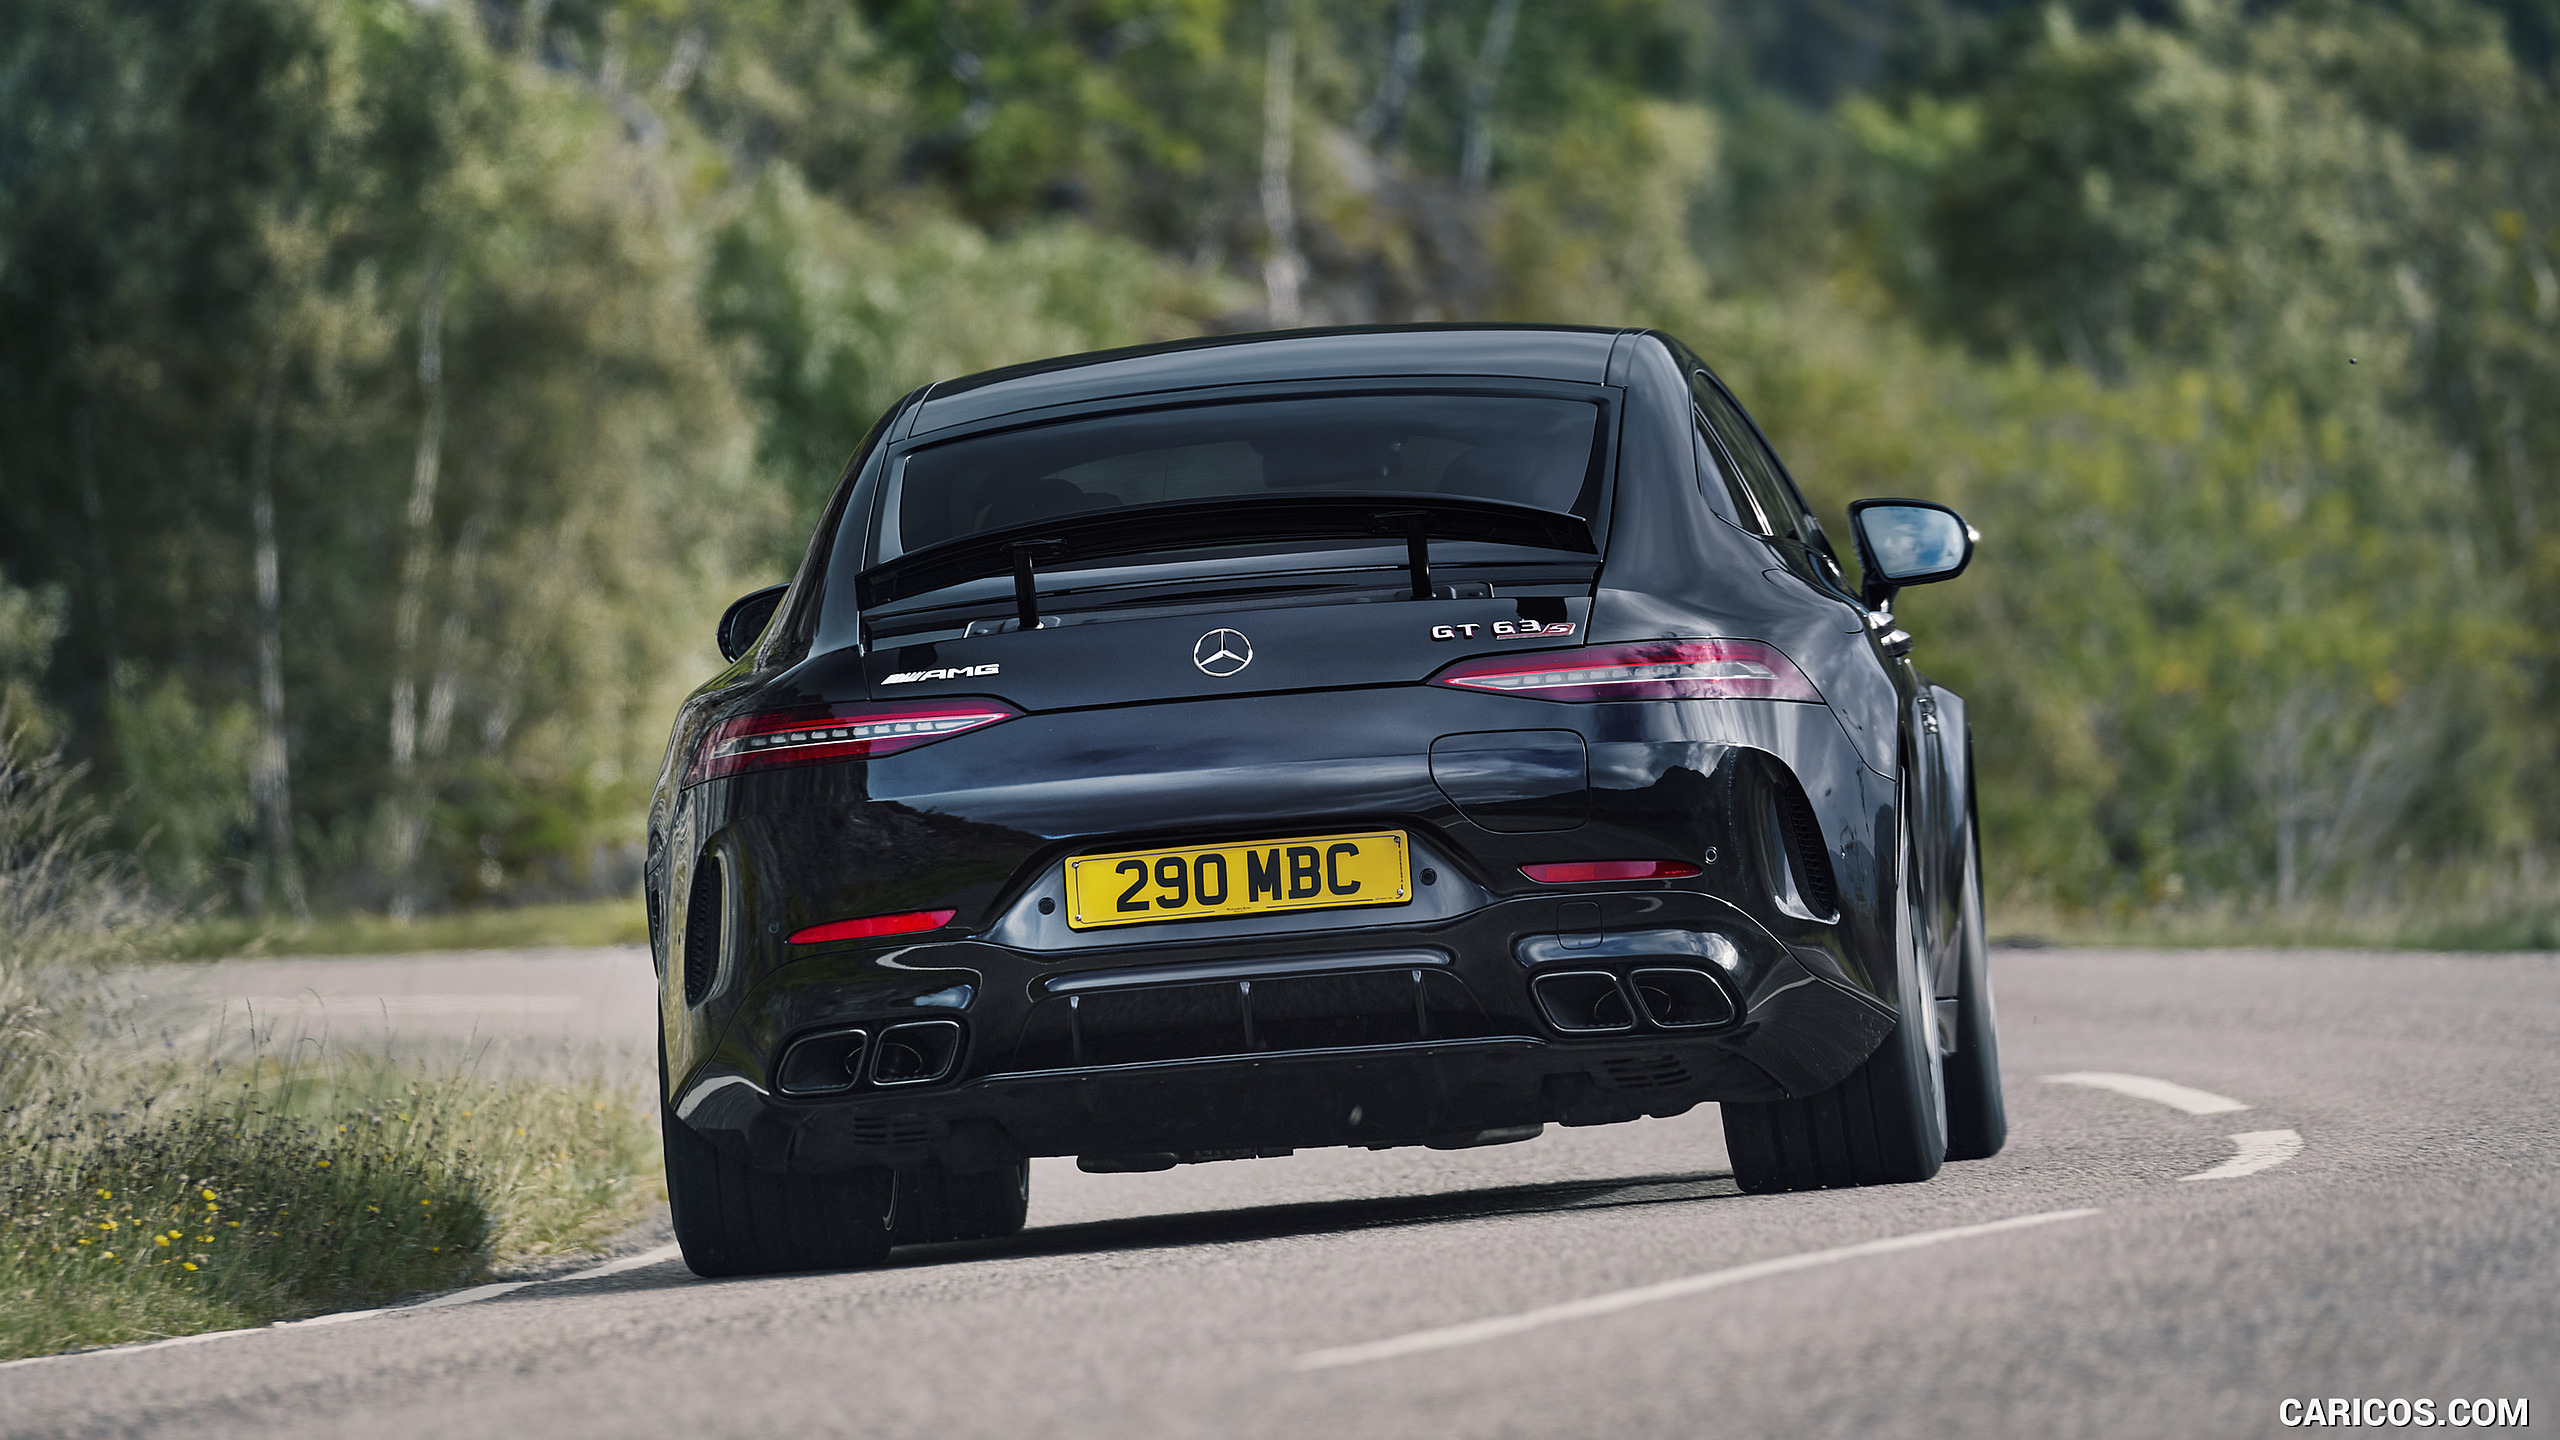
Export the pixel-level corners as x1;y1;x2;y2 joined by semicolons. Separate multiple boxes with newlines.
883;663;1001;684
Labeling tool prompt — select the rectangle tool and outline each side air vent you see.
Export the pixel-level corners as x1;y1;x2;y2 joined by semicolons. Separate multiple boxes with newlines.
682;853;724;1007
1766;773;1841;921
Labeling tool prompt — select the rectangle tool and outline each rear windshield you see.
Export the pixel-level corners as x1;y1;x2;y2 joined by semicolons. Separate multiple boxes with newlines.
880;394;1603;561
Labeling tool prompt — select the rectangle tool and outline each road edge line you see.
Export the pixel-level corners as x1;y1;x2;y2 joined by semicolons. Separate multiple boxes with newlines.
0;1243;685;1370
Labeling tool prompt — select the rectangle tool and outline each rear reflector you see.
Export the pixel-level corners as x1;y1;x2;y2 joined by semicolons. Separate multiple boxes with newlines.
1430;639;1821;702
787;909;958;945
1520;860;1703;884
686;700;1017;784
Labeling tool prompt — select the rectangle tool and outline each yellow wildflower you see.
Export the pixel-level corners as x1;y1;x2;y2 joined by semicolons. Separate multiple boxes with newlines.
182;1262;198;1271
155;1236;170;1247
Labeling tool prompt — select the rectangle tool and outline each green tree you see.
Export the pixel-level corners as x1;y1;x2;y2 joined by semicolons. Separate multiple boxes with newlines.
0;0;754;911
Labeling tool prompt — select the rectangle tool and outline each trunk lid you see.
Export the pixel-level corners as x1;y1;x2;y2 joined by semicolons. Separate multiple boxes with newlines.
861;588;1594;712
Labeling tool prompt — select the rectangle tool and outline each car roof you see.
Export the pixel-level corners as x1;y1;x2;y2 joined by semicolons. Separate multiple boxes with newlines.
902;324;1631;440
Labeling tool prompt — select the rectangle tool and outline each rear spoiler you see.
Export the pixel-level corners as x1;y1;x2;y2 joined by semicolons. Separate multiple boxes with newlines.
855;494;1597;619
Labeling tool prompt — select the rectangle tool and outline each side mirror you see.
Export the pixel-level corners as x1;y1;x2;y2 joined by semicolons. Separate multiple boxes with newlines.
716;584;789;663
1847;499;1977;611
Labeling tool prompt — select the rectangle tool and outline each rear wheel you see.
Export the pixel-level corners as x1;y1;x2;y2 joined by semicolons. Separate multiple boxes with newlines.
661;1054;894;1277
1942;799;2007;1161
1721;795;1948;1193
892;1160;1032;1245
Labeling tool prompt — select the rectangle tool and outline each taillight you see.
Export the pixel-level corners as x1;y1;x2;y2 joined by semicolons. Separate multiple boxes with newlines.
1430;639;1821;702
1520;860;1703;883
685;700;1017;785
788;909;957;945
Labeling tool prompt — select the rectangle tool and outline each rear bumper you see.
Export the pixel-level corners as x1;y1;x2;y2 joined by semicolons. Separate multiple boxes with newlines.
671;887;1895;1174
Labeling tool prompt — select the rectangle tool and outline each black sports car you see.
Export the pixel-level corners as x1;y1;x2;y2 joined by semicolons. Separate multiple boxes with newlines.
647;325;2006;1276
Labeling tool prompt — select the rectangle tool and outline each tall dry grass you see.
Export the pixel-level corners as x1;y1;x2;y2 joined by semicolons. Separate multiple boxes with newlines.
0;719;662;1361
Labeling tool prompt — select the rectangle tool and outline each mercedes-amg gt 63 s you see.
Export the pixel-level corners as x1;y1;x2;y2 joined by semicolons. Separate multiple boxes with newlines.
648;325;2006;1276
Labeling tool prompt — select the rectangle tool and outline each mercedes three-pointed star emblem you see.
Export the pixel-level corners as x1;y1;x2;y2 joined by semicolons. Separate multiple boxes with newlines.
1192;628;1253;677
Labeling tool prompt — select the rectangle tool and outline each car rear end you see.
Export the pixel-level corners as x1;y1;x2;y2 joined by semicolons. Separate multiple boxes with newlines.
651;330;1896;1180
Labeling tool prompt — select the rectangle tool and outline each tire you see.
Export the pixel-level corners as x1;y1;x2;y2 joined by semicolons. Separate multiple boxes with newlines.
1942;796;2008;1161
1721;789;1948;1193
661;1060;895;1278
892;1160;1032;1245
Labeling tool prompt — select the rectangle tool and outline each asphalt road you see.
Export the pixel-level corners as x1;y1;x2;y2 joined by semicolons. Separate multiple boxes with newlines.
8;947;2554;1440
122;947;658;1074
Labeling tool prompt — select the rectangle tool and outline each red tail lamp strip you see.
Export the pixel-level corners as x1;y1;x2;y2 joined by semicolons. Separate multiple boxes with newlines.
1520;860;1703;884
788;910;958;945
1430;639;1821;703
686;701;1017;784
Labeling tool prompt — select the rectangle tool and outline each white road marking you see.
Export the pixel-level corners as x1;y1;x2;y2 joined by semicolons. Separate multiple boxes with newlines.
272;1305;401;1328
0;1244;686;1370
414;1281;536;1308
2042;1071;2250;1115
1292;1208;2103;1371
540;1242;685;1283
410;1245;681;1307
2180;1129;2304;1182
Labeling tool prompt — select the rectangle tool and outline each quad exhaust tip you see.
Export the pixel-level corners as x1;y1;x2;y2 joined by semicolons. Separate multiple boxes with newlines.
1532;970;1636;1032
1629;967;1736;1029
777;1019;963;1094
873;1019;964;1086
1533;966;1735;1034
775;1027;868;1095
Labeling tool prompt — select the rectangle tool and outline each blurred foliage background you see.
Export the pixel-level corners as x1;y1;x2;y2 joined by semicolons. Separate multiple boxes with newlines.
2;0;2555;942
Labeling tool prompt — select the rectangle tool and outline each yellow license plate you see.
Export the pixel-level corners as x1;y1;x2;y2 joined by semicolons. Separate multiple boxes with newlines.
1064;831;1411;930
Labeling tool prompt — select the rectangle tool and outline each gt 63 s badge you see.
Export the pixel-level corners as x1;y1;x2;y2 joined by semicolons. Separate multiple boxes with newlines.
1431;621;1575;641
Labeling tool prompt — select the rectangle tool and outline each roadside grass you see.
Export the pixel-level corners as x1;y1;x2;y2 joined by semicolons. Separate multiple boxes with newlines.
0;1056;662;1361
2;723;664;1362
142;898;650;961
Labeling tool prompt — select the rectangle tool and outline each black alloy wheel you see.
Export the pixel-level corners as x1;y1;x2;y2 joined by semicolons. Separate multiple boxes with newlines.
1720;782;1950;1192
892;1160;1033;1245
1942;782;2008;1162
661;1044;895;1277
